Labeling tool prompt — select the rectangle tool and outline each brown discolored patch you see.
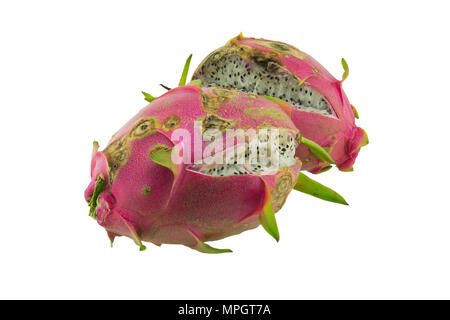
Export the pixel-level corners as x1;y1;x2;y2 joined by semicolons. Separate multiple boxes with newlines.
253;53;282;73
219;39;285;75
208;49;227;63
102;117;159;183
129;117;158;140
103;135;130;183
202;114;235;134
211;87;236;98
267;42;291;52
104;135;127;155
106;146;130;183
162;115;180;131
253;40;306;60
200;92;220;113
271;173;293;212
200;90;234;113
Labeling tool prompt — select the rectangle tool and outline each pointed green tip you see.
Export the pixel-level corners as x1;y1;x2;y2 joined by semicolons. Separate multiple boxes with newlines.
179;54;193;86
341;58;349;81
352;105;359;119
201;245;233;254
319;165;333;173
139;244;147;251
142;91;156;102
192;238;233;254
301;136;335;164
361;129;369;147
92;141;100;156
294;172;348;205
259;199;280;242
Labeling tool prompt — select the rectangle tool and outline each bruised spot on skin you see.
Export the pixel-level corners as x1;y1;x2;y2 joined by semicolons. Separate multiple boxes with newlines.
267;42;291;52
129;117;158;140
142;185;152;195
253;40;306;60
162;115;180;131
253;54;282;73
271;173;293;212
104;135;127;154
220;38;283;74
107;148;130;183
103;135;130;183
244;107;289;121
210;49;226;62
211;87;236;98
202;114;235;134
201;89;234;112
200;92;220;113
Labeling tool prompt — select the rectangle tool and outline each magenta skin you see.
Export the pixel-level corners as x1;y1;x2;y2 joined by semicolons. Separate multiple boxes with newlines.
85;85;301;250
192;35;368;173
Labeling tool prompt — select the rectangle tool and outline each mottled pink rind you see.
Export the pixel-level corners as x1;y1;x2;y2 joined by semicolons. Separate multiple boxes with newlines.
85;85;301;250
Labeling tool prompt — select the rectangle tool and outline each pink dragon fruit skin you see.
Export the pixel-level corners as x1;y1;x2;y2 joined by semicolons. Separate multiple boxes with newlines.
84;84;302;252
192;34;368;173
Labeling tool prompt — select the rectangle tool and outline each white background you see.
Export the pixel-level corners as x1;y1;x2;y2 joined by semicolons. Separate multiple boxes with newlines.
1;0;449;299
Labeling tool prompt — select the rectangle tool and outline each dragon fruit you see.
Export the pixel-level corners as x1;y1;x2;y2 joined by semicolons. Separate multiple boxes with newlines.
85;82;347;253
192;34;368;173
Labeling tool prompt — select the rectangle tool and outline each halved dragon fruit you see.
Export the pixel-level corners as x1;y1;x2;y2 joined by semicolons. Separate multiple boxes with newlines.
85;83;347;253
192;34;368;173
